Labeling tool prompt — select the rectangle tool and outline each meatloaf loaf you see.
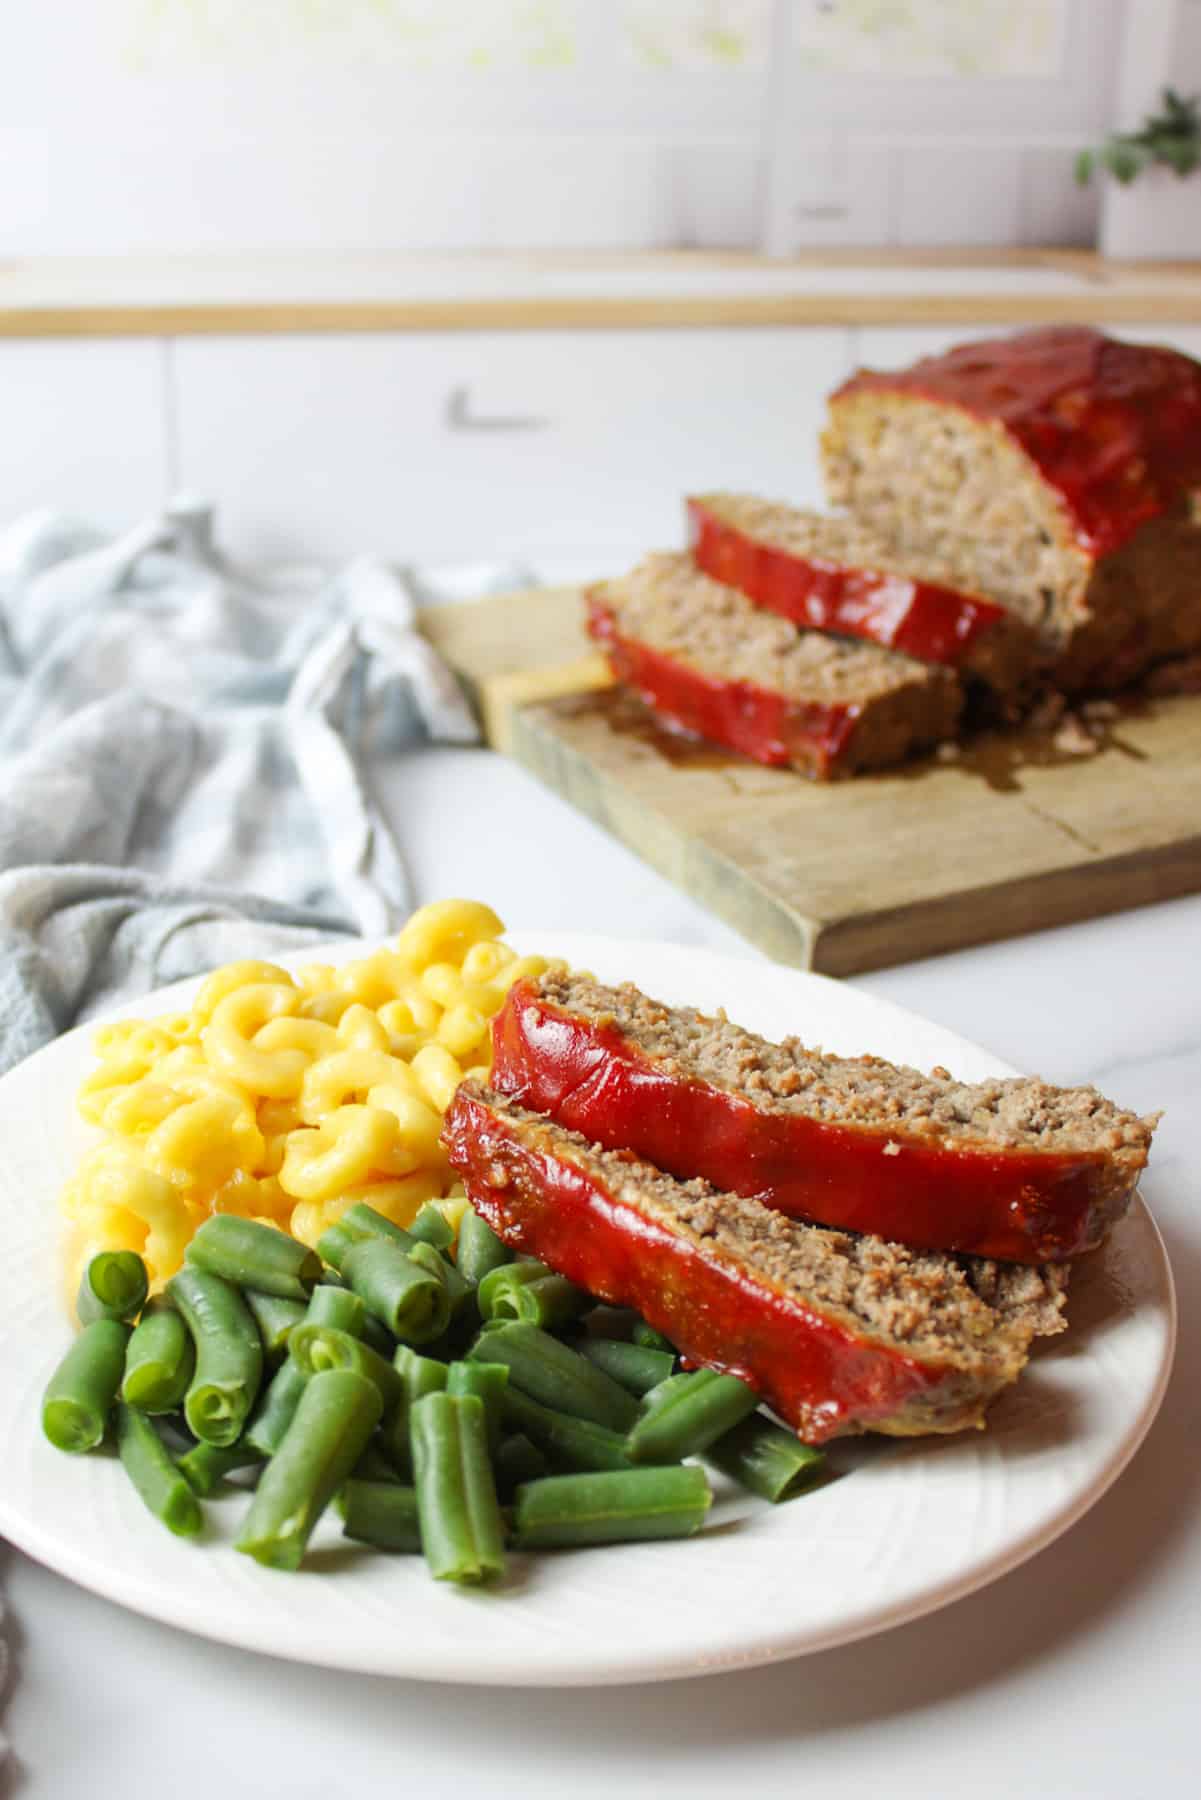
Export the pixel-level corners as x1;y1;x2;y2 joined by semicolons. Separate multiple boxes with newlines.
587;552;961;779
687;491;1039;694
443;1082;1067;1444
491;972;1157;1263
821;325;1201;692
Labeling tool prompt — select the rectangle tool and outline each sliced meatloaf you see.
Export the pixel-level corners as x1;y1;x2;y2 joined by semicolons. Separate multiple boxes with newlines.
587;552;961;780
687;492;1039;695
821;326;1201;692
443;1082;1065;1444
491;972;1157;1263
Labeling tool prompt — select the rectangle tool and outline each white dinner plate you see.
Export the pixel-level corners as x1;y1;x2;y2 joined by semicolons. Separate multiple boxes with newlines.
0;933;1176;1686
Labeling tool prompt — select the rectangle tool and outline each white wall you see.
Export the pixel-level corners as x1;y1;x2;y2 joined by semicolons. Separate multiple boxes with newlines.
0;0;1130;255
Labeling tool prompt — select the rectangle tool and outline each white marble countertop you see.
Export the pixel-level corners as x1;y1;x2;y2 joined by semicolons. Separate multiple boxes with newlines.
4;741;1200;1800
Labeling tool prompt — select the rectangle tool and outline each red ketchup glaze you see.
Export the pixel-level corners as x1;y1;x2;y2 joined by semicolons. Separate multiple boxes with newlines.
585;593;860;777
491;981;1109;1264
442;1085;955;1444
686;497;1004;667
833;325;1201;559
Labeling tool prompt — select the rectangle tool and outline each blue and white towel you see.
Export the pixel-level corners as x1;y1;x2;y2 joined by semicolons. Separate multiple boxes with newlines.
0;499;533;1077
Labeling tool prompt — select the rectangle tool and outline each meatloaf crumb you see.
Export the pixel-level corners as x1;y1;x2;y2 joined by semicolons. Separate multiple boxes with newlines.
963;1258;1070;1338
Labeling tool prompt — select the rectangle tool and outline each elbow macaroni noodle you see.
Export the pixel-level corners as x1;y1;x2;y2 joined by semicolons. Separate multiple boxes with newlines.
62;900;563;1291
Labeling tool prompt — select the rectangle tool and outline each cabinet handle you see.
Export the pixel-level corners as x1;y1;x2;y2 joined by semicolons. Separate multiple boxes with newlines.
444;385;549;432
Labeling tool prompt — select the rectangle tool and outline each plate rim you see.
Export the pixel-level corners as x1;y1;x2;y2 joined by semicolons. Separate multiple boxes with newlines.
0;932;1178;1686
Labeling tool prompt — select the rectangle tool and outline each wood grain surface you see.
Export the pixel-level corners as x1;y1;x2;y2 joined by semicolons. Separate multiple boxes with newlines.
6;249;1201;337
424;586;1201;974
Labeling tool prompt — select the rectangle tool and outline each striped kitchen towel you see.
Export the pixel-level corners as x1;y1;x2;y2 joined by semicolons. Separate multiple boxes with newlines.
0;498;524;1077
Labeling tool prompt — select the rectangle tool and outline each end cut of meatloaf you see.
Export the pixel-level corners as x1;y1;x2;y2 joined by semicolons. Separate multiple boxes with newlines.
442;1082;1064;1444
586;552;961;779
821;326;1201;691
687;492;1040;694
490;972;1157;1263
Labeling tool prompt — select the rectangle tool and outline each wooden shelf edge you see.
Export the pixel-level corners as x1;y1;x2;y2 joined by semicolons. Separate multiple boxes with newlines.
8;291;1201;339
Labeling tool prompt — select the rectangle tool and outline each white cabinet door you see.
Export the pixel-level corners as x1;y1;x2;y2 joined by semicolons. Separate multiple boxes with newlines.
0;339;169;531
171;328;854;575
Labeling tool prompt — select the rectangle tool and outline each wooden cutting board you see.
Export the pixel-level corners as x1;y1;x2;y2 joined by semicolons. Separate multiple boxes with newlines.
420;587;1201;975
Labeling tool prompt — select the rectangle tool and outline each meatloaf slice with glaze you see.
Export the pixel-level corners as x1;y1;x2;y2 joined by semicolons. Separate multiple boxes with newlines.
821;325;1201;692
587;552;961;780
687;492;1040;695
443;1082;1065;1444
491;972;1157;1263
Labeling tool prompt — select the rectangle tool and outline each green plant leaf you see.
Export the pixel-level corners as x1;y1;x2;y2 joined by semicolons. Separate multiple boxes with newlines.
1161;87;1200;127
1103;140;1147;185
1080;88;1201;188
1158;137;1200;176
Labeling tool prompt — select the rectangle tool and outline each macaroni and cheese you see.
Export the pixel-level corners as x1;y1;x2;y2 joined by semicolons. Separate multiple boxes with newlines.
61;899;561;1292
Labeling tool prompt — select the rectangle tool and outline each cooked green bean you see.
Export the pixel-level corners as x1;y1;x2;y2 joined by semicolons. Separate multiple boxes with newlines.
477;1259;588;1330
304;1283;368;1337
476;1258;550;1318
177;1438;263;1498
289;1325;403;1414
631;1321;676;1354
359;1310;397;1357
393;1344;452;1393
409;1240;476;1321
315;1222;359;1273
407;1204;454;1252
469;1321;637;1431
241;1278;371;1458
338;1479;422;1552
185;1216;321;1302
625;1369;760;1466
704;1414;825;1502
42;1318;130;1453
307;1279;395;1354
519;1280;590;1330
76;1250;149;1325
316;1202;418;1274
341;1201;417;1244
341;1239;450;1345
168;1267;264;1447
446;1360;508;1454
510;1467;712;1549
384;1345;448;1475
578;1338;675;1397
236;1369;383;1570
244;1290;308;1360
115;1404;203;1537
455;1208;512;1288
410;1392;505;1584
243;1356;308;1459
509;1274;590;1331
121;1302;196;1413
500;1385;634;1474
493;1432;548;1495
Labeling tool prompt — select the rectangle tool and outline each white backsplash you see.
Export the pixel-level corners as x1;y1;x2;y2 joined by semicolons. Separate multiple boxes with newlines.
0;0;1133;257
